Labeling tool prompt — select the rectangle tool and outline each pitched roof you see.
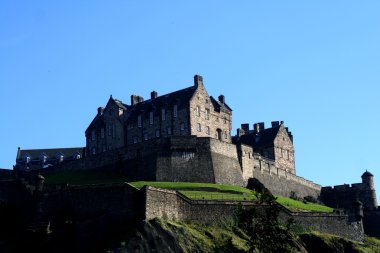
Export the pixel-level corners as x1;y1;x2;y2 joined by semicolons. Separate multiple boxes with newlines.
210;96;232;112
235;126;281;148
128;85;197;118
17;147;84;160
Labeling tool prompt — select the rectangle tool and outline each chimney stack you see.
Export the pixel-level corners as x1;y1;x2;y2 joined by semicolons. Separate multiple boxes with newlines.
254;122;265;133
138;96;144;103
131;95;139;106
151;91;158;100
241;123;250;132
97;107;104;115
218;95;225;104
194;74;203;87
271;121;280;128
237;128;245;137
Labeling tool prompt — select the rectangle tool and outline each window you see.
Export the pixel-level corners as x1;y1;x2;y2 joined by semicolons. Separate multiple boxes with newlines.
161;108;166;121
133;136;138;144
167;127;172;135
224;132;228;139
286;150;289;160
197;123;201;132
280;148;283;158
59;155;64;162
180;123;185;131
76;154;81;159
91;130;96;141
92;148;96;155
109;145;112;151
156;130;160;138
101;128;105;139
144;133;148;141
173;105;178;118
206;126;210;135
112;125;115;138
138;115;142;127
196;106;200;117
108;125;112;136
205;109;210;120
26;156;30;163
149;112;154;125
224;117;227;124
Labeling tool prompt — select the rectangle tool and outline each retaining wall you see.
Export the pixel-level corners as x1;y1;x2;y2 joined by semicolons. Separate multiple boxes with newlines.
143;186;363;241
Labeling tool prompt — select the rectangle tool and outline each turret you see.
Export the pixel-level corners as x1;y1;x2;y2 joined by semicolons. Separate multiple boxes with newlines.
361;170;378;210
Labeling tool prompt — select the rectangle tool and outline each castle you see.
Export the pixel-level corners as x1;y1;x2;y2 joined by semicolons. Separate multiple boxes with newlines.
10;75;380;239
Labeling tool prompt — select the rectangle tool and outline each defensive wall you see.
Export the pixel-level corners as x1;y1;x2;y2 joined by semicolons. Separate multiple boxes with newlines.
363;210;380;238
39;136;322;200
143;186;364;241
321;183;377;210
238;144;321;199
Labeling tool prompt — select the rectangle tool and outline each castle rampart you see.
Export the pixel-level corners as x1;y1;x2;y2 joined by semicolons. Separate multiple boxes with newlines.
143;186;364;241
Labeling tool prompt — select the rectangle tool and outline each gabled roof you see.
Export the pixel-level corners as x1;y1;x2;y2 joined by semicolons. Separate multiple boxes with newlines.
128;85;197;118
210;96;232;112
235;126;281;148
17;147;84;160
85;113;104;134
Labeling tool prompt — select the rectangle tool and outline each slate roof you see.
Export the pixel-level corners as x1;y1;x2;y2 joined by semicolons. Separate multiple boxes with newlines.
210;96;233;112
128;85;197;118
17;147;84;160
362;171;374;177
235;126;281;148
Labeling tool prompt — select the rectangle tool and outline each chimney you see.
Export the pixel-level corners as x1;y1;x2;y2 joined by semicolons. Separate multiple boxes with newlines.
131;95;139;106
254;122;265;133
138;96;144;103
241;123;249;132
97;107;104;115
218;95;225;104
194;74;203;87
151;91;158;100
271;121;280;128
237;128;245;137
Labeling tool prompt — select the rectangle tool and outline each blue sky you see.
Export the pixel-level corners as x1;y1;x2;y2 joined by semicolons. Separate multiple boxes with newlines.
1;1;379;199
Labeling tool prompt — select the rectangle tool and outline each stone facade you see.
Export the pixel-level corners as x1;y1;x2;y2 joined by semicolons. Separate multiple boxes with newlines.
85;75;233;158
233;121;295;174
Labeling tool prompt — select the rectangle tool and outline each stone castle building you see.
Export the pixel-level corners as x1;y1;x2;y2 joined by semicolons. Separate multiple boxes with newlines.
85;75;232;156
12;74;379;238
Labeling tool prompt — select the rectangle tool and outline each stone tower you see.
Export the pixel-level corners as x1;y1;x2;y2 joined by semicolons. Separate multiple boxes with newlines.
361;171;378;210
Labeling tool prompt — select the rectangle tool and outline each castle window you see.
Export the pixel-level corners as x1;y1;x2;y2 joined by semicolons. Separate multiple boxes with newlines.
112;125;115;138
224;117;227;124
133;136;138;144
76;154;81;159
173;105;178;118
108;125;112;135
156;130;160;138
205;109;210;120
286;150;289;160
196;106;200;117
280;148;283;158
149;112;154;125
206;126;210;135
180;123;185;131
197;123;201;132
92;148;96;155
26;156;30;163
162;109;166;121
167;127;172;135
91;130;96;141
102;145;106;152
101;128;105;139
144;133;148;141
138;115;142;128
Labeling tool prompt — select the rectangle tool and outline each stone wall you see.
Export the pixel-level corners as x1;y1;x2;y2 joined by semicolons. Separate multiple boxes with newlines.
273;125;295;174
363;210;380;238
143;186;364;241
238;148;321;199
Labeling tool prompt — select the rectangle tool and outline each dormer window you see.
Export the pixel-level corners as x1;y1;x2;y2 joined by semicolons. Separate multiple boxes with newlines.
173;105;178;118
76;154;81;159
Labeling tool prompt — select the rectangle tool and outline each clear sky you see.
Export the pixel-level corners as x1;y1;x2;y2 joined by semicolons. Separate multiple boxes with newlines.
1;1;379;200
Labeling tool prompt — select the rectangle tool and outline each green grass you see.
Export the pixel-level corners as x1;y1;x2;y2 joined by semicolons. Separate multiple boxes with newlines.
44;170;130;185
129;181;254;194
180;190;256;201
276;195;334;213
